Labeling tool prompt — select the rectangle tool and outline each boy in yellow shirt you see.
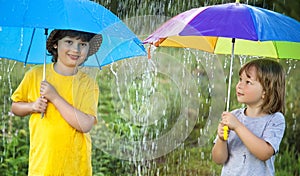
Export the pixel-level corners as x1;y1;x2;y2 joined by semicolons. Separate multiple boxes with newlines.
11;29;102;175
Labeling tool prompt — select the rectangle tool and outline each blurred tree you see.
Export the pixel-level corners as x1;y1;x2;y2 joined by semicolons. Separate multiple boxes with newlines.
94;0;300;21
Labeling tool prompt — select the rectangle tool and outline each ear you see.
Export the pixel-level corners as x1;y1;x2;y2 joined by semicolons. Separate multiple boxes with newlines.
262;91;266;99
53;44;57;49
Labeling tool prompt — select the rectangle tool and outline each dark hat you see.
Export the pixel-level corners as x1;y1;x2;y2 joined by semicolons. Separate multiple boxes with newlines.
46;30;102;56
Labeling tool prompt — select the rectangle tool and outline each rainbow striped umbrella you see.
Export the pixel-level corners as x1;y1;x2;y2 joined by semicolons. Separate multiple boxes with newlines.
144;1;300;111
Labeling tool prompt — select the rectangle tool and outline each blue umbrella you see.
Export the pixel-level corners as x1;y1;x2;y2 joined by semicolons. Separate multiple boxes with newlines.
0;0;146;68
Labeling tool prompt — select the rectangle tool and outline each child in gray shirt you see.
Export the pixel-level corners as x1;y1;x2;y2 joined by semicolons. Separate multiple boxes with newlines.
212;59;286;176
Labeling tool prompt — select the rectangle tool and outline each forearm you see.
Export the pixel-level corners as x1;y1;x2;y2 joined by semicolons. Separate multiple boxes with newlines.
11;102;34;117
235;124;274;161
51;95;95;133
212;137;228;164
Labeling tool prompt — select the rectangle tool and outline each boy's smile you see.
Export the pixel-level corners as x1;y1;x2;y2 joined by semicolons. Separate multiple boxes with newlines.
56;36;90;67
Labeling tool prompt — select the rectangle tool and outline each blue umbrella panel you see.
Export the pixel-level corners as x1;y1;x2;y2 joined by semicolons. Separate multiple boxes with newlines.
0;26;146;68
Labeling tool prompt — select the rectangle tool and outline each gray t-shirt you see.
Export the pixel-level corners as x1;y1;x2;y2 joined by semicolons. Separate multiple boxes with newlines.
216;108;285;176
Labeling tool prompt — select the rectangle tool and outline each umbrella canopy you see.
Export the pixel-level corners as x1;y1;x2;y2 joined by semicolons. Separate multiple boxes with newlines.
144;2;300;111
144;2;300;59
0;0;146;68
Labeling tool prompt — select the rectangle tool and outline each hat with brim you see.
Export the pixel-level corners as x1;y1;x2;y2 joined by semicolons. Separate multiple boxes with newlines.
87;34;102;56
46;30;102;57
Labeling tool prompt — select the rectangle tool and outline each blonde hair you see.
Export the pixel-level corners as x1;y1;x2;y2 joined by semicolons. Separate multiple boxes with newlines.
239;59;286;114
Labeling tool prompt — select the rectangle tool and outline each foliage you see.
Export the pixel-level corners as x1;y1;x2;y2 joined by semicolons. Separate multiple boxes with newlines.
275;145;300;176
92;148;134;176
95;0;300;21
0;60;30;175
0;114;29;176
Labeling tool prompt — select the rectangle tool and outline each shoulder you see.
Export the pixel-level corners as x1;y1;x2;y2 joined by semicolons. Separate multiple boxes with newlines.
231;108;245;116
21;65;43;80
26;65;44;74
270;112;285;124
77;70;93;81
273;112;284;118
77;70;98;87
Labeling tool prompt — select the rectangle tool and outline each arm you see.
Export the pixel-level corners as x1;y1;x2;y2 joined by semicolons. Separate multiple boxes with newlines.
11;97;48;117
40;81;95;133
50;94;95;133
233;123;274;161
11;69;49;117
222;112;274;161
212;122;229;164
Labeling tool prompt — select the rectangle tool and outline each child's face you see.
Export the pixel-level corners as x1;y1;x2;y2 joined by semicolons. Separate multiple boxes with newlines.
236;66;265;107
56;36;90;67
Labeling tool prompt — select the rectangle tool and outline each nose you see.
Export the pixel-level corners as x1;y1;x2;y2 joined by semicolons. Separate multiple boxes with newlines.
236;81;243;89
71;43;81;53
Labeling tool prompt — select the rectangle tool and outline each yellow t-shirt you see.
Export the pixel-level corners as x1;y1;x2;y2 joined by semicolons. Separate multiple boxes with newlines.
11;63;99;176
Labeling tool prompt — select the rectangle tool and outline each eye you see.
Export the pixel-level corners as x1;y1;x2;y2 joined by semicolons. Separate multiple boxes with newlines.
65;40;73;45
80;43;88;47
246;80;252;85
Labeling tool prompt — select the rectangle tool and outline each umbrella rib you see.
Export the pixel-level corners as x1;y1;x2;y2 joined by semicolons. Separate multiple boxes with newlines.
212;37;219;54
94;54;102;70
24;28;36;66
272;41;280;58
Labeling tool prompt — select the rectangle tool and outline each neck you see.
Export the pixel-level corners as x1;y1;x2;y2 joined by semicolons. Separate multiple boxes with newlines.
244;107;267;118
53;62;77;76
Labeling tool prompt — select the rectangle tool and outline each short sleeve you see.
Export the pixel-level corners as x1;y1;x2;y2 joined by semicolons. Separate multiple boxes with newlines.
262;112;286;154
82;81;99;118
73;74;99;119
11;70;31;102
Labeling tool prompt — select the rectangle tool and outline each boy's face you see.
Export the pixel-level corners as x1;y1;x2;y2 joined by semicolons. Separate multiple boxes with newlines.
235;66;265;107
56;36;90;67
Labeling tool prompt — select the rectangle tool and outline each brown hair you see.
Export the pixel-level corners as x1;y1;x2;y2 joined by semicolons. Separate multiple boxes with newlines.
239;59;286;114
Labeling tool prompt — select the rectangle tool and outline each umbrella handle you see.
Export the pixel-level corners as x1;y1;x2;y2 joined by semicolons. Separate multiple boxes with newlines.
223;126;229;140
40;96;45;118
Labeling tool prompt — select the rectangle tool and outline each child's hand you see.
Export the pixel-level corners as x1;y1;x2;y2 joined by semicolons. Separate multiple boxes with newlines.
32;96;48;113
221;111;241;131
217;122;228;141
40;81;59;102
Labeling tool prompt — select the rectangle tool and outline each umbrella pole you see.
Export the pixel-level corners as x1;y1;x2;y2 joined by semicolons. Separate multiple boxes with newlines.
43;29;48;81
223;38;235;141
226;38;235;112
41;29;48;118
